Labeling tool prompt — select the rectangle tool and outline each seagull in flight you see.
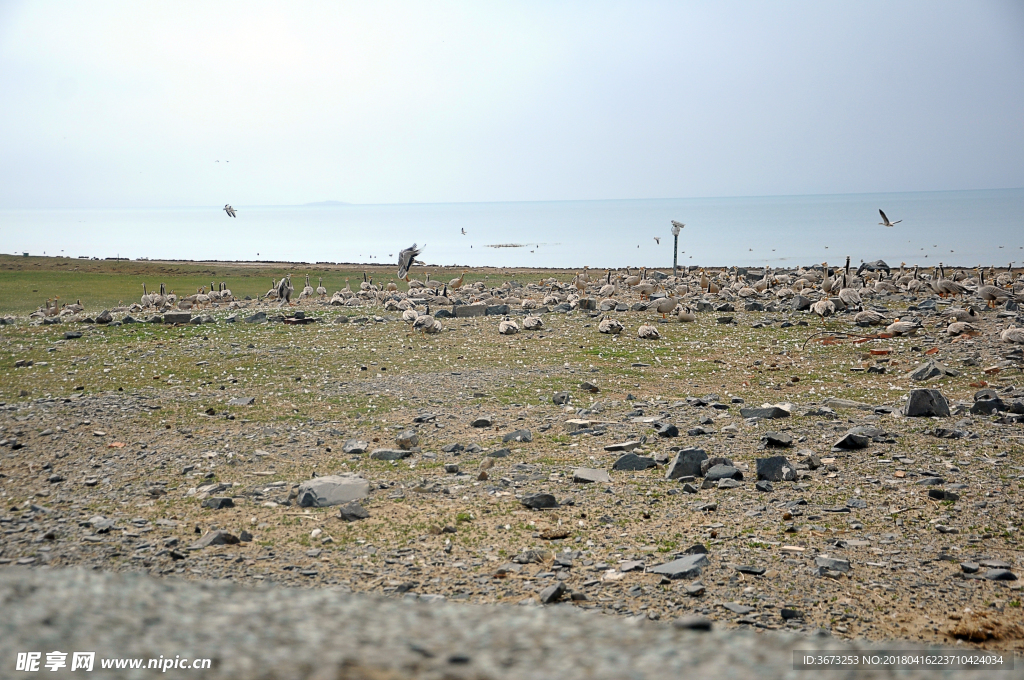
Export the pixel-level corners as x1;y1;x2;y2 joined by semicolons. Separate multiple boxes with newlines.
653;237;661;244
878;209;901;227
461;228;466;235
397;243;424;280
223;204;236;218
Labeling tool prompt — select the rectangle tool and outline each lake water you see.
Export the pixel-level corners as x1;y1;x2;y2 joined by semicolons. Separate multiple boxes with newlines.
2;189;1021;270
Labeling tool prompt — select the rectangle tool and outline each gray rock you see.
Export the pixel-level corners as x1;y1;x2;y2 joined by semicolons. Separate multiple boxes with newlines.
927;489;959;502
486;448;511;458
89;516;115;533
503;429;532;443
908;360;959;381
984;569;1018;581
471;417;493;428
739;406;790;420
681;483;698;494
190;530;239;550
755;480;773;492
370;449;413;461
756;456;796;482
791;295;812;311
760;432;793;448
338;502;369;522
95;310;113;324
244;311;267;323
673;614;711;627
296;474;370;507
825;398;873;411
846;498;867;509
163;311;192;324
486;304;511;316
201;497;234;510
454;304;487;318
396;430;420;450
705;464;742;481
579;381;600;393
980;559;1011;569
700;456;733;476
552;392;572;405
665;448;707;480
573;468;611;483
538;581;565;604
612;453;657;471
64;331;83;339
228;397;255;406
650;553;709;580
520;493;558;509
722;602;754;614
604;441;641;452
901;389;950;418
717;478;742;489
343;439;369;454
654;422;679;437
814;557;851;573
832;432;870;450
961;562;980;574
781;608;802;620
971;398;1006;415
915;477;945;486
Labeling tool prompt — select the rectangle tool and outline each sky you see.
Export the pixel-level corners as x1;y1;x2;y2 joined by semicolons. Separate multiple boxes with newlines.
0;1;1022;209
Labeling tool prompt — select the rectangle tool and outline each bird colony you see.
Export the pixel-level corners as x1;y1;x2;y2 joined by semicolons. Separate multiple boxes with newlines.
3;253;1024;652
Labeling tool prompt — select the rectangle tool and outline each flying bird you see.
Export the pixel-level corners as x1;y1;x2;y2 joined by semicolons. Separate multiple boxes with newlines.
878;209;901;227
397;243;424;280
653;237;661;244
461;228;466;235
223;204;236;218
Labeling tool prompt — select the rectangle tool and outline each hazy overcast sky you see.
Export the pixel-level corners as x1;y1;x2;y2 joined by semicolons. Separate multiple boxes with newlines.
1;1;1022;208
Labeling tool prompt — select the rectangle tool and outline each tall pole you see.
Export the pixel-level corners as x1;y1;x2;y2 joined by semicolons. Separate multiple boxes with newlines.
670;221;684;276
673;233;678;274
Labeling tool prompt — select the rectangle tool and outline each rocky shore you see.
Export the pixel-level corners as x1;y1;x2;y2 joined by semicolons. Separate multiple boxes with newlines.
2;264;1024;662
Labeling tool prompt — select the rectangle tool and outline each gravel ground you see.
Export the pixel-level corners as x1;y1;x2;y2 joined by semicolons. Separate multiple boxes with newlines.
0;566;1017;679
2;264;1024;668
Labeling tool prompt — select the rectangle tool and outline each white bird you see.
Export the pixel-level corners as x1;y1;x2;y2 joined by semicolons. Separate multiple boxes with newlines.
412;305;441;335
498;317;520;335
878;209;900;227
224;204;236;218
598;318;623;334
523;315;544;330
810;299;836;321
275;275;294;307
398;243;424;280
637;324;660;339
653;295;678;319
316;277;327;298
1001;326;1024;344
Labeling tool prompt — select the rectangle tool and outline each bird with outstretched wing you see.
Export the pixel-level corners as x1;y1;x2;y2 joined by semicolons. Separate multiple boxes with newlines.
397;243;424;280
878;209;901;227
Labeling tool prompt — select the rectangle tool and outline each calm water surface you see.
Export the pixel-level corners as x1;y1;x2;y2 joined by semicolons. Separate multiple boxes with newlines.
1;189;1021;270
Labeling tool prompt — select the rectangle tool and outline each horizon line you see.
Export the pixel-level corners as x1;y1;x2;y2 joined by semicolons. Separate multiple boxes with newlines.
1;186;1022;211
